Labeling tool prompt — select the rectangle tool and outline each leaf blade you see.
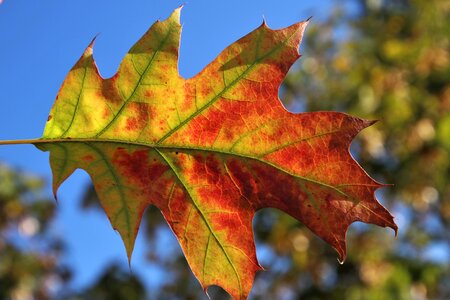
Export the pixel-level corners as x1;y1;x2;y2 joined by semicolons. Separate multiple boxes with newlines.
32;8;397;300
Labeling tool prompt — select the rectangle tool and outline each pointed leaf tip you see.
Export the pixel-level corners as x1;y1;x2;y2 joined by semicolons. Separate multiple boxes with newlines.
169;5;182;23
84;37;97;56
261;15;267;27
393;225;399;237
52;186;58;202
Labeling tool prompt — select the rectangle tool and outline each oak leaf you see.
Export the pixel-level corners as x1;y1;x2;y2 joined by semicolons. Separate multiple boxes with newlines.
1;8;397;299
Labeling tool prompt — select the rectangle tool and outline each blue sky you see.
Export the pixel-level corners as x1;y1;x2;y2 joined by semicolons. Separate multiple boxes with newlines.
0;0;337;294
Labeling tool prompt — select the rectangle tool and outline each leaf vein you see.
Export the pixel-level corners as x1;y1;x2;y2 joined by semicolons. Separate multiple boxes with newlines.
155;148;242;294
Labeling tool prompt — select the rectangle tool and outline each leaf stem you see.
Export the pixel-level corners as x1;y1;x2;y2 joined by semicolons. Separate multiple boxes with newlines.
0;139;41;145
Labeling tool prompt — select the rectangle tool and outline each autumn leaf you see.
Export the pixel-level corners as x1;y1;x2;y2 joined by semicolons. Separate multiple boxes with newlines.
0;8;397;299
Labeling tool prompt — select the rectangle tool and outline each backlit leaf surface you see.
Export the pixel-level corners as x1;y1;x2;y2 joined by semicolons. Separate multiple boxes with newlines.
32;8;396;299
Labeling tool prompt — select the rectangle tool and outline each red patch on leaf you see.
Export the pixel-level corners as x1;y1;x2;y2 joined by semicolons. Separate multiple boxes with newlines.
82;154;94;162
102;108;111;119
226;159;257;200
112;148;168;188
126;117;138;131
144;90;154;99
102;76;121;104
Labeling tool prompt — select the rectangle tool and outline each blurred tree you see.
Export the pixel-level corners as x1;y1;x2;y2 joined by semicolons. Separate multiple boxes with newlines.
0;164;70;299
0;165;147;300
65;264;146;300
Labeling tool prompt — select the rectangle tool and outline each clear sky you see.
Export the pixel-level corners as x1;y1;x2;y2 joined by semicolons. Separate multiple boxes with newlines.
0;0;335;294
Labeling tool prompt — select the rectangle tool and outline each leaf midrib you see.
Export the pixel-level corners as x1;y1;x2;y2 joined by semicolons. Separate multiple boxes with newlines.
24;136;349;198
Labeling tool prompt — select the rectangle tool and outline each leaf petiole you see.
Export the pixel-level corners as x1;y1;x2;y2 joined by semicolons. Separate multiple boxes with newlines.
0;139;41;145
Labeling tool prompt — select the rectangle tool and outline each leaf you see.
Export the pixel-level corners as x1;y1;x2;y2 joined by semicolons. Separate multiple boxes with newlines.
1;8;397;299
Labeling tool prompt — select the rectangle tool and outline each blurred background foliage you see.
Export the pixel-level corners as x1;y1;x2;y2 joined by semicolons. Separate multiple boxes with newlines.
1;0;449;299
0;165;70;299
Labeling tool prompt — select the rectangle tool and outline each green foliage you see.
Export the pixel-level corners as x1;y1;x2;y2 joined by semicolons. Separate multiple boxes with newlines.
0;165;69;299
65;265;145;300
